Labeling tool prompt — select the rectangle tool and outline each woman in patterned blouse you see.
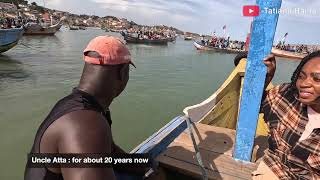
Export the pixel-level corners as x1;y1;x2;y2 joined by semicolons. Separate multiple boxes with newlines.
253;51;320;179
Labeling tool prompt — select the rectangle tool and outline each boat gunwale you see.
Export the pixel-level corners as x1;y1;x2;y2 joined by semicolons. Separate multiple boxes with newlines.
194;41;245;54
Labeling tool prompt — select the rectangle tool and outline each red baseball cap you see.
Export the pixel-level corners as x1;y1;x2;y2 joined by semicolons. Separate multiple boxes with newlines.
83;36;135;67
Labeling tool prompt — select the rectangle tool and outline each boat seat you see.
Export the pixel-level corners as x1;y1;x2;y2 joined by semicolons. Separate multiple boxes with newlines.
156;123;266;180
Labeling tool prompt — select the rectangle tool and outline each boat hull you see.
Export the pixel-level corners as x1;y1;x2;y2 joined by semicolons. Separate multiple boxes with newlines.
131;59;270;179
23;23;58;36
194;41;245;54
0;27;24;53
271;48;305;60
69;27;79;30
123;35;168;45
184;36;193;40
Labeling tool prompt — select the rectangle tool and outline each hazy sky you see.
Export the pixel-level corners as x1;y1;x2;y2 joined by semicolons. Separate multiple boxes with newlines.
33;0;320;44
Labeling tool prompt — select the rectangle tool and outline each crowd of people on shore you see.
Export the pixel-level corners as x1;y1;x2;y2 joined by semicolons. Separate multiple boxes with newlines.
275;42;320;54
0;17;26;29
0;15;58;29
275;42;310;53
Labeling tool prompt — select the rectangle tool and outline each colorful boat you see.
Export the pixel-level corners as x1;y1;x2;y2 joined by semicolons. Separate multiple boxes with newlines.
0;27;24;53
271;47;306;60
121;34;168;45
131;59;271;179
194;41;245;54
23;22;59;36
129;0;282;178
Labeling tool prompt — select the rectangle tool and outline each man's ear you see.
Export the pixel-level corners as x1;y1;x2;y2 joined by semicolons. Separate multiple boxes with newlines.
119;64;129;81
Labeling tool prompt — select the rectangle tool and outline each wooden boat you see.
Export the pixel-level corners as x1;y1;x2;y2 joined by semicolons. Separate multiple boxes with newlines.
23;22;59;36
184;36;193;40
122;34;168;45
78;26;86;30
271;47;306;60
131;59;271;179
0;27;24;53
110;29;122;33
69;26;79;30
194;41;245;54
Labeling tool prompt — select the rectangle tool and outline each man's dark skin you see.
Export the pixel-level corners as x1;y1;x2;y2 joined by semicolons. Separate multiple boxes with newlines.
39;58;133;180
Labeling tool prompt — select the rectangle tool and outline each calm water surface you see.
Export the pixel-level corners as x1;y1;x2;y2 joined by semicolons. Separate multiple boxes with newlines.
0;28;300;179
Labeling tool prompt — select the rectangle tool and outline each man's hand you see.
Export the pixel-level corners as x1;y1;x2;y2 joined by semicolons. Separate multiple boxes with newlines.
263;54;276;87
112;143;150;176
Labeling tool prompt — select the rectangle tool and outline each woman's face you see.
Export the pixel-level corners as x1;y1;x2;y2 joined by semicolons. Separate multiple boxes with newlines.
296;57;320;106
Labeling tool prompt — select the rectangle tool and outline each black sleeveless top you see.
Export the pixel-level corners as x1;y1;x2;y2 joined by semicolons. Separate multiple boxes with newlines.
24;88;112;180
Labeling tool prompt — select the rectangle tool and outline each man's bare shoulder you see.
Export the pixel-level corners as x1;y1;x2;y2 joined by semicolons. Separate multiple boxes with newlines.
54;110;112;153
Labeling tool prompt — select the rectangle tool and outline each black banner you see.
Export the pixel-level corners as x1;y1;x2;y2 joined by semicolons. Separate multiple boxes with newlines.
27;153;151;168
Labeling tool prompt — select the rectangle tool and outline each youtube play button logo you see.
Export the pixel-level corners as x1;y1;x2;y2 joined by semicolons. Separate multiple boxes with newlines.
243;5;260;17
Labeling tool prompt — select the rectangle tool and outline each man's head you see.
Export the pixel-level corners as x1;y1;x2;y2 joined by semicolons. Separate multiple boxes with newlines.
78;36;135;104
291;51;320;107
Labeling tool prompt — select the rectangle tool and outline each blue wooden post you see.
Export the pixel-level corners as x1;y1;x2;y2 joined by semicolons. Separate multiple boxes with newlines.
233;0;282;162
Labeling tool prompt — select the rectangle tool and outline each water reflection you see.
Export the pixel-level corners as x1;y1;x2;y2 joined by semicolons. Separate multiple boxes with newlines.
0;55;32;80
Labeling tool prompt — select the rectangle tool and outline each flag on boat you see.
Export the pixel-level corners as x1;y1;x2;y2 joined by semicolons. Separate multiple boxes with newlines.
222;25;226;30
284;32;288;37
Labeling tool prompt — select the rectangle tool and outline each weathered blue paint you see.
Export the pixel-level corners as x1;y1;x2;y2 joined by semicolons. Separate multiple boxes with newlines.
234;0;282;162
131;115;187;159
0;27;24;53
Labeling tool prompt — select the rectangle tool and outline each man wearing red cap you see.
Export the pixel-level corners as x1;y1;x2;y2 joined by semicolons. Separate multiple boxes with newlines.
25;36;143;180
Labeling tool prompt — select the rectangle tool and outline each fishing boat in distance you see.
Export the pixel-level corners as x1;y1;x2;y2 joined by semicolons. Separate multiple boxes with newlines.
69;25;86;30
184;36;193;40
78;26;86;30
121;32;168;45
0;27;24;53
130;59;271;179
23;22;60;36
69;26;79;30
194;41;245;54
271;47;306;60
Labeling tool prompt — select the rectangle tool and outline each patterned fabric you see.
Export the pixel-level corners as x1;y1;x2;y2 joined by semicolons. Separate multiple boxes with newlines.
261;83;320;180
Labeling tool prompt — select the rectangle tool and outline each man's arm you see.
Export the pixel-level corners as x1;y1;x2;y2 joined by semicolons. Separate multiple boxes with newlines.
263;54;276;90
260;54;276;113
58;110;115;180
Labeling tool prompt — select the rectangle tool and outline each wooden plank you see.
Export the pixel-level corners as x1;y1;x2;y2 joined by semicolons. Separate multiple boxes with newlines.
234;0;282;162
157;123;259;179
202;90;239;127
158;141;257;180
159;156;230;180
176;123;235;156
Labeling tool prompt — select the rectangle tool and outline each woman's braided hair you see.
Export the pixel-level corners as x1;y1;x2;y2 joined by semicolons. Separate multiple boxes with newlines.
290;50;320;92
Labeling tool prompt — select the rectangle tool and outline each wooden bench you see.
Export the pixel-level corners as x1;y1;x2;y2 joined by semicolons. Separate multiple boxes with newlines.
156;123;261;180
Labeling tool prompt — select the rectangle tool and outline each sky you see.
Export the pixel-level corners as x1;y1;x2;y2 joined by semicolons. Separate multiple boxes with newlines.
32;0;320;44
